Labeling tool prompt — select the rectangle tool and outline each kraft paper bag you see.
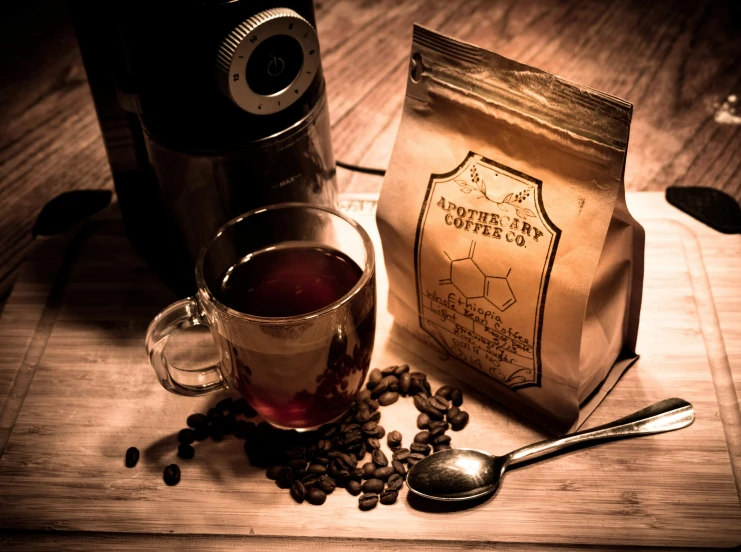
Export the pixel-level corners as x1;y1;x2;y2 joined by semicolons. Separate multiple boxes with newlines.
376;25;645;434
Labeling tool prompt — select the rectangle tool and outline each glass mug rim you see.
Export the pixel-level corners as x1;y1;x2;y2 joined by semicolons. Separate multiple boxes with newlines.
194;201;376;324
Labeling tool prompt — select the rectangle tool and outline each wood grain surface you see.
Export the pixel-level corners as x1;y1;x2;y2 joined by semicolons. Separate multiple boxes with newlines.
0;193;739;550
1;0;741;307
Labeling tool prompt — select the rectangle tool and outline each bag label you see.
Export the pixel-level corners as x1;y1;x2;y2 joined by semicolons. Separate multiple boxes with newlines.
414;152;560;389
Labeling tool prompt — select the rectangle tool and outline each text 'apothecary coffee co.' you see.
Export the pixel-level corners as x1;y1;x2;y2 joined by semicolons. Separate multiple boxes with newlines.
415;153;560;390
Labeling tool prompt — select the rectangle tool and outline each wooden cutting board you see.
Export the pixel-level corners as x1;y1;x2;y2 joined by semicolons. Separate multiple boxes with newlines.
0;192;739;550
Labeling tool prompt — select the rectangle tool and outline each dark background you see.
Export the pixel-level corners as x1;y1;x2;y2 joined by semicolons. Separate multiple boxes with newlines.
1;0;740;307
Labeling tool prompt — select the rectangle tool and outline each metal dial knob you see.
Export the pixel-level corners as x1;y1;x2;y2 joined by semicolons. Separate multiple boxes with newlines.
216;8;320;115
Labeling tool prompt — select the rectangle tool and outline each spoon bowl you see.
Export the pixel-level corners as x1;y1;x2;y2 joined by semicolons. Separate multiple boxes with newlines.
407;398;695;502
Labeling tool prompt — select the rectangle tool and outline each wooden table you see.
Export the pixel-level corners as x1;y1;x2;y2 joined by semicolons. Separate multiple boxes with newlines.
1;0;740;304
0;192;740;550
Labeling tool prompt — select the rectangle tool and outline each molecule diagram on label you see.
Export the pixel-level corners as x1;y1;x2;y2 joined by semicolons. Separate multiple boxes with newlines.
439;241;516;312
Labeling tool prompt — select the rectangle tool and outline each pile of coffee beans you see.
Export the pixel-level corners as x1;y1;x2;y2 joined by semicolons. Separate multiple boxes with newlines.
124;366;469;508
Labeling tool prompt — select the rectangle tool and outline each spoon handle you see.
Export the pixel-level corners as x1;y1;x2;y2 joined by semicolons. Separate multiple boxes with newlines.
506;398;694;467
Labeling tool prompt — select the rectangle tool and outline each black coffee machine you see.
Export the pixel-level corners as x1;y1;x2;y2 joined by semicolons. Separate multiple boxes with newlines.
70;0;336;296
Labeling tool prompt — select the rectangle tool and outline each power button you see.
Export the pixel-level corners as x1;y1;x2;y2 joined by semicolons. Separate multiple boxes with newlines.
267;57;284;76
246;34;303;96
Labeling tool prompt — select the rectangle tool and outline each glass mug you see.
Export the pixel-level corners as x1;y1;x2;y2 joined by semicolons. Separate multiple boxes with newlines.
145;203;376;431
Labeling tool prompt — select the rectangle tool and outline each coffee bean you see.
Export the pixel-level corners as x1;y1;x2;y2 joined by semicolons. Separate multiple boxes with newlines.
125;447;139;468
306;487;327;505
450;411;469;431
422;379;432;396
434;444;453;452
207;408;223;423
366;437;381;451
429;420;448;430
361;421;377;435
178;429;195;445
277;466;294;488
290;480;306;503
308;464;327;475
413;394;429;413
399;372;411;395
435;385;453;400
186;413;208;429
416;413;430;429
387;473;404;491
375;425;385;439
451;388;463;407
320;424;338;438
387;430;402;449
371;375;398;398
366;368;382;389
233;420;249;439
428;424;447;439
302;474;318;487
352;468;364;480
337;453;357;470
366;399;380;411
355;408;371;423
362;478;384;494
424;402;446;420
394;364;410;376
177;443;195;459
317;439;332;453
392;448;411;462
409;377;425;396
410;442;431;456
335;469;351;486
381;365;398;376
378;391;399;406
163;464;181;486
388;379;400;393
362;462;376;479
232;397;257;417
216;397;234;413
372;449;388;467
392;459;407;477
357;442;367;459
447;406;461;421
289;459;306;471
209;423;225;441
357;388;372;403
343;429;363;445
317;475;336;494
429;396;449;412
369;410;381;422
358;493;379;510
266;465;283;480
314;456;330;467
432;434;452;445
341;423;361;433
193;425;209;441
380;490;398;505
373;466;395;480
413;431;430;444
407;453;425;467
346;480;362;496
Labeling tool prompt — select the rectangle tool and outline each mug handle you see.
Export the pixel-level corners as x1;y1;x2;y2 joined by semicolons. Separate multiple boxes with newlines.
145;296;227;397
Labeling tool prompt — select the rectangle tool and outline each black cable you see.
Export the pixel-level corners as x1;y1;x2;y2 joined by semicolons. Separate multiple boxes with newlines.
336;160;386;176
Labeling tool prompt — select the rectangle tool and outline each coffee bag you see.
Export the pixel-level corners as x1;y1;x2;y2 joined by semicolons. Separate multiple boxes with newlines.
377;25;645;434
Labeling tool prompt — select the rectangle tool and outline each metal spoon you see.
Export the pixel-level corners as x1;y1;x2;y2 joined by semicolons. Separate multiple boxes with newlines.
406;397;694;502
